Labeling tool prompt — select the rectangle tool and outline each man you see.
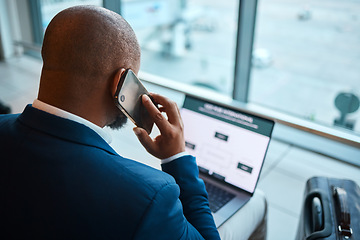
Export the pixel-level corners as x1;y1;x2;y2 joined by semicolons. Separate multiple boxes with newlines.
0;6;220;239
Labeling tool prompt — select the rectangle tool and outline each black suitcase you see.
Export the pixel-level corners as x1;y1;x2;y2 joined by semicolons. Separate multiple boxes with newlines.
296;177;360;240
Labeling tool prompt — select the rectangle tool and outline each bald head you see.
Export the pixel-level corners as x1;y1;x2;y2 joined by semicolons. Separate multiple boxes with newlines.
38;6;141;128
41;5;140;76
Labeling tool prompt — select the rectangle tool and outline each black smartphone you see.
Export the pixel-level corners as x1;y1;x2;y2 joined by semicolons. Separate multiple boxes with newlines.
114;69;156;134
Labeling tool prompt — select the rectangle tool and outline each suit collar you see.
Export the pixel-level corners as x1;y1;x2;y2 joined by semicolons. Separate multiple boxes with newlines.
18;105;118;155
32;99;112;144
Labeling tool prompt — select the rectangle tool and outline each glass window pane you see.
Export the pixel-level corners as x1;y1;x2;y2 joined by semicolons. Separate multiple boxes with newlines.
41;0;103;32
122;0;239;96
250;0;360;134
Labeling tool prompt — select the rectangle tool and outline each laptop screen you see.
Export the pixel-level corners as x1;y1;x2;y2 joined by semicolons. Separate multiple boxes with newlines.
181;95;274;194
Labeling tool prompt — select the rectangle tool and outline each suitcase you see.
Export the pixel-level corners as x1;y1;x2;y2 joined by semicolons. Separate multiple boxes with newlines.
296;177;360;240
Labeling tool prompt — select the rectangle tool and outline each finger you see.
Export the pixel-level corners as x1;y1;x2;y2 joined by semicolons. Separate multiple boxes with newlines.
176;105;184;129
133;127;157;154
142;95;170;133
149;93;181;125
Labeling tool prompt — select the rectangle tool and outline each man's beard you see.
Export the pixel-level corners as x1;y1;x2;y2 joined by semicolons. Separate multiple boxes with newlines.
107;112;128;130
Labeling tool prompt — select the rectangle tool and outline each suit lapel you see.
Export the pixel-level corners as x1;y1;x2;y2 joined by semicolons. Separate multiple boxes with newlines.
18;105;118;156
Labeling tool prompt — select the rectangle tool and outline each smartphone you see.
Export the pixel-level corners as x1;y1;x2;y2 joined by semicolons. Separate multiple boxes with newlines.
114;69;156;134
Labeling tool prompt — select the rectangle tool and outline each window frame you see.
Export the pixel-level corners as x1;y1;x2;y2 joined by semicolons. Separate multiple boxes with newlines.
233;0;258;103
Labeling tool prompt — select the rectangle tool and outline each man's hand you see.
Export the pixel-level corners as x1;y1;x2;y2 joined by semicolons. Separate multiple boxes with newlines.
133;93;185;159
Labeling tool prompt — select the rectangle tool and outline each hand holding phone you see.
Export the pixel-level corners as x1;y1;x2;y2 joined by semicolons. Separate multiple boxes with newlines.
133;94;186;160
114;69;156;134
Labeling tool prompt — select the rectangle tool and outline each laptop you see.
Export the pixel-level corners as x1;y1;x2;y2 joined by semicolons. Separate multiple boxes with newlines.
180;95;275;227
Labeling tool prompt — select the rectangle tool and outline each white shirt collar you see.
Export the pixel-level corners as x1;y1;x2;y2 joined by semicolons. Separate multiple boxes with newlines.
32;99;112;144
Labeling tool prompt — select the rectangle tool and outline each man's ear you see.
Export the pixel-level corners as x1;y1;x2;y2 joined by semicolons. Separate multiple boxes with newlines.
111;68;126;97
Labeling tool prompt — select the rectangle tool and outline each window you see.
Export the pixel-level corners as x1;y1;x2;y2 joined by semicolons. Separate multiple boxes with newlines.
250;0;360;134
35;0;240;97
122;0;239;96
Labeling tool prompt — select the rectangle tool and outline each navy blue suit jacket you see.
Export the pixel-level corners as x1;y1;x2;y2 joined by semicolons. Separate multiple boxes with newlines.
0;105;220;240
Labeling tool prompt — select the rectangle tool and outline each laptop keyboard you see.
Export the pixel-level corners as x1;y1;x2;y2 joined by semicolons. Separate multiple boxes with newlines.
204;181;236;213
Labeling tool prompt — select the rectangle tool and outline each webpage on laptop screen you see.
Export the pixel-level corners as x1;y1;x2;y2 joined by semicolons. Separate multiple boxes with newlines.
181;96;273;193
